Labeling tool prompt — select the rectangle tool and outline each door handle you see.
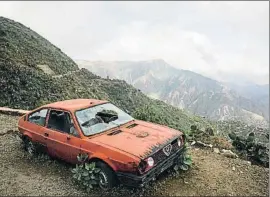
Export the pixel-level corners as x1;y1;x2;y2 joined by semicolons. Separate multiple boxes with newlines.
44;133;49;137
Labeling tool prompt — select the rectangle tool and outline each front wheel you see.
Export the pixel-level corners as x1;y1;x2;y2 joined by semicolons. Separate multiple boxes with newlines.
96;162;118;190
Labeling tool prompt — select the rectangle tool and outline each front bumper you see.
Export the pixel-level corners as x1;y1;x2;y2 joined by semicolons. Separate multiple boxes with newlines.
116;147;184;187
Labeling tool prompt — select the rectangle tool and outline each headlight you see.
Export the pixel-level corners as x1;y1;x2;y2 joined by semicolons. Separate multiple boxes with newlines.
147;157;154;167
177;138;181;146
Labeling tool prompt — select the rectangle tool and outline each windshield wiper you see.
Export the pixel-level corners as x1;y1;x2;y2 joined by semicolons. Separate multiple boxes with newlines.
110;119;134;128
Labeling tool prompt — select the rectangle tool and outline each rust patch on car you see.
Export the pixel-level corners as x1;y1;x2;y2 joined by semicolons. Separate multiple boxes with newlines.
136;131;149;138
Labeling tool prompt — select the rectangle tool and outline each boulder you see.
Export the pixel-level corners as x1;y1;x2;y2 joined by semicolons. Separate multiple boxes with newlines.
213;148;220;154
196;141;213;148
243;161;251;165
221;149;238;159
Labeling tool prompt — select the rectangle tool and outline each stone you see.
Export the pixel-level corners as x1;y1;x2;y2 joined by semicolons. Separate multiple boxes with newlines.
243;161;251;165
196;141;213;148
213;148;220;154
221;149;238;159
232;166;235;171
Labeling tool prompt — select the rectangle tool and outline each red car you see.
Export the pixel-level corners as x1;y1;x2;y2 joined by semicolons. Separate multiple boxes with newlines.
18;99;185;189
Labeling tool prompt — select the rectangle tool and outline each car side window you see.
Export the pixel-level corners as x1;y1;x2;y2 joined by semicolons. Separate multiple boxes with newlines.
47;110;80;137
28;109;48;126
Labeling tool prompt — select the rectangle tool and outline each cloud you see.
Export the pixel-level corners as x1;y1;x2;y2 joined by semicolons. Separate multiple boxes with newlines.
0;1;268;84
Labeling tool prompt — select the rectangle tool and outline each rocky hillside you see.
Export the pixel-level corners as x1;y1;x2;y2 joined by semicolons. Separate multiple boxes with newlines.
76;59;269;126
0;17;78;74
0;17;211;133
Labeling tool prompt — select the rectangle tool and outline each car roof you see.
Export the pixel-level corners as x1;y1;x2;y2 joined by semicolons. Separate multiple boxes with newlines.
43;99;108;112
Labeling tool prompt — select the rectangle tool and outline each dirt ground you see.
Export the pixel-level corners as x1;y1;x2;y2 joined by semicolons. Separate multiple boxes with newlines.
0;114;268;196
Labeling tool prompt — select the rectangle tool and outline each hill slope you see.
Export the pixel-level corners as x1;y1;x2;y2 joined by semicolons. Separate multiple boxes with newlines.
0;16;211;133
76;59;269;126
0;17;78;74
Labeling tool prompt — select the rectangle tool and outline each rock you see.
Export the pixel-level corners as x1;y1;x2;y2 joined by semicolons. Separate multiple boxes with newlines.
196;141;213;148
221;149;238;158
243;161;251;165
213;148;220;154
232;166;235;171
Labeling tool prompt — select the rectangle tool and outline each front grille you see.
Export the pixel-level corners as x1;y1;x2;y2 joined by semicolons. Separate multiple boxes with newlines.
152;139;179;165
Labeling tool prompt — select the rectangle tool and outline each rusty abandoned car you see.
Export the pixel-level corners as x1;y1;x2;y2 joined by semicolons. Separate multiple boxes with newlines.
18;99;186;189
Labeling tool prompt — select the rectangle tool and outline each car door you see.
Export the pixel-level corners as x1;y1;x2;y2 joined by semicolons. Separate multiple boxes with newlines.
42;109;82;163
25;108;49;147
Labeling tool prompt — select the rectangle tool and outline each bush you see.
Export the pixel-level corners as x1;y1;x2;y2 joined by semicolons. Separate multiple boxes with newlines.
229;132;269;167
71;154;101;192
207;136;233;150
175;143;192;171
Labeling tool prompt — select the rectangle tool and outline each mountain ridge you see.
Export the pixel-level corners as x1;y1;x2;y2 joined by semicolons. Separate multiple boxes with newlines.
76;59;269;126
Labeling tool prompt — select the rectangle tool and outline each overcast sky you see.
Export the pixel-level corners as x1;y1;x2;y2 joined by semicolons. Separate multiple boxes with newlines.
0;1;269;85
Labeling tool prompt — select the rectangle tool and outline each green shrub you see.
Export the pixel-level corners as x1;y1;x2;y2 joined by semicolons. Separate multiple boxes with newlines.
174;142;192;171
71;154;101;192
228;132;269;167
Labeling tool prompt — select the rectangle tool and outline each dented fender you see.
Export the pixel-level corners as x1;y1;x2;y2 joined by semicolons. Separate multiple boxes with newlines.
88;152;118;171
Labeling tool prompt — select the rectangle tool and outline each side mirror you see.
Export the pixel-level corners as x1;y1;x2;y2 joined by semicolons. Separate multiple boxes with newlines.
69;123;80;137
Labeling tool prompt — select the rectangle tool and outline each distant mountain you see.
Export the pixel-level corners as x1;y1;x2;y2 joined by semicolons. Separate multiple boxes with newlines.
77;59;269;126
224;82;269;117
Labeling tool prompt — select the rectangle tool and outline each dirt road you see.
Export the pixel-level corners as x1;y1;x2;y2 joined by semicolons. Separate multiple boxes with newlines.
0;114;268;196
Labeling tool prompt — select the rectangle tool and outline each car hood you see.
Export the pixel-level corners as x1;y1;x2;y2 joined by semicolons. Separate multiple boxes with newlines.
91;120;182;159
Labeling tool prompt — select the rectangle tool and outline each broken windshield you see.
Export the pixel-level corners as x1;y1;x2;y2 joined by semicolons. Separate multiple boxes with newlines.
75;103;134;136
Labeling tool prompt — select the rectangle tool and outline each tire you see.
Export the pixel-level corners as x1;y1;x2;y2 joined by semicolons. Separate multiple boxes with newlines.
23;136;36;156
96;161;118;190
